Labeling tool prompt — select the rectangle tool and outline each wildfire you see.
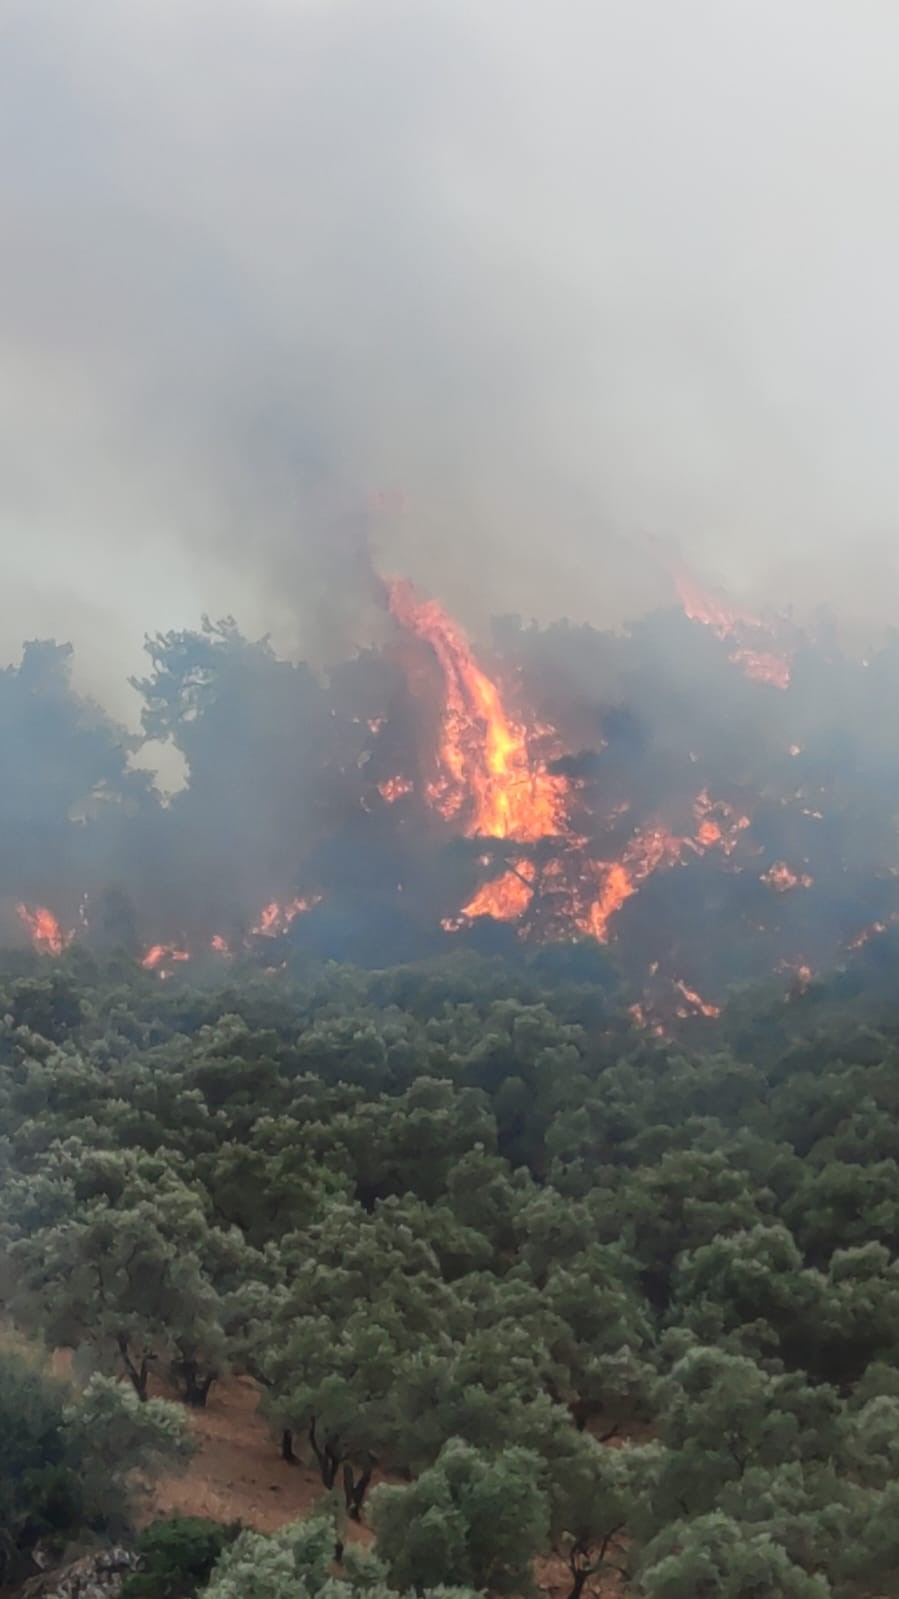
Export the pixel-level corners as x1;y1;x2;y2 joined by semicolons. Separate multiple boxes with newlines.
629;973;720;1030
387;579;566;840
761;861;814;893
671;564;792;690
575;826;685;943
629;1002;667;1037
378;774;414;804
252;897;318;937
458;858;537;924
846;914;899;951
692;790;751;856
13;568;820;1009
778;960;813;995
387;578;719;946
141;944;190;970
16;903;71;957
673;979;721;1019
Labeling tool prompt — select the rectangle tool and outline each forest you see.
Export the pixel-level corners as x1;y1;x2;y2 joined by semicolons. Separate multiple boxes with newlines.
4;934;899;1598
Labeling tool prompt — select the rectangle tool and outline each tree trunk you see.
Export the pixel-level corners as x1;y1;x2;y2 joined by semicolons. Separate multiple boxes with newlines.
562;1525;623;1599
173;1361;217;1408
308;1420;340;1489
343;1459;375;1521
281;1429;296;1464
572;1401;589;1432
117;1334;151;1402
566;1567;589;1599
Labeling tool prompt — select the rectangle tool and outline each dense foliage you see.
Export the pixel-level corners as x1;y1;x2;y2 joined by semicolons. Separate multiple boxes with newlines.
4;938;899;1593
0;1343;189;1587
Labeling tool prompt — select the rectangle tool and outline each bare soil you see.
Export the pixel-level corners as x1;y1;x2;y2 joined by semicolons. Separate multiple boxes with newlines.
140;1376;629;1597
141;1374;345;1534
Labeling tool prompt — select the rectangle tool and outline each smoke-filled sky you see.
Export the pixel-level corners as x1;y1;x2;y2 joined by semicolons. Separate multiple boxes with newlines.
4;0;899;730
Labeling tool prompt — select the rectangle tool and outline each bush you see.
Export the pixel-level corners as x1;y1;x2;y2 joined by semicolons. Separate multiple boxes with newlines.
0;1348;85;1584
122;1517;241;1599
370;1439;549;1597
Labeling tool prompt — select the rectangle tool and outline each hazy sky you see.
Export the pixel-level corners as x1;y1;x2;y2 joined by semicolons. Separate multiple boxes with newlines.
4;0;899;727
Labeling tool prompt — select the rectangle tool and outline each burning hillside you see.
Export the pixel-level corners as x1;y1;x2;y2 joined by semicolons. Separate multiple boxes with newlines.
4;558;899;1009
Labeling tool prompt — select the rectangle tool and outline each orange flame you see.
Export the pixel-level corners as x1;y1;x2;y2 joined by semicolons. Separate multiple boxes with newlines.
673;978;721;1019
459;859;537;923
692;789;751;856
141;943;190;970
761;861;813;892
378;775;414;804
576;826;684;942
846;914;899;951
388;579;566;840
252;896;319;937
387;578;710;943
672;565;792;689
16;903;71;957
778;960;813;994
629;1001;667;1037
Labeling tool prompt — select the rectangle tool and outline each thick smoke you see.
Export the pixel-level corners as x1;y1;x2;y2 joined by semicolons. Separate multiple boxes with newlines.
6;0;899;994
4;0;899;712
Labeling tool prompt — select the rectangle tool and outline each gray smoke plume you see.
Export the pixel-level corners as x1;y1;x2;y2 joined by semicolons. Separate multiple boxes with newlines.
3;0;899;739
